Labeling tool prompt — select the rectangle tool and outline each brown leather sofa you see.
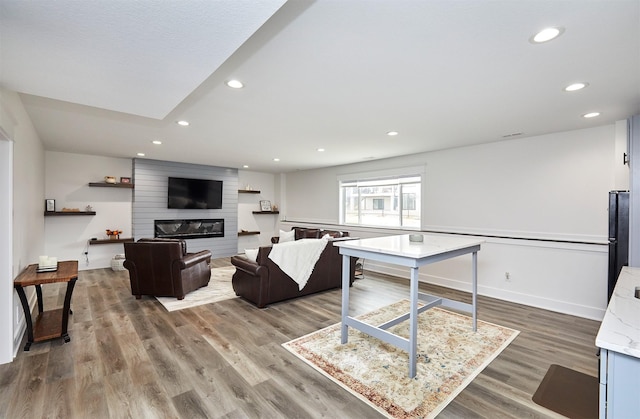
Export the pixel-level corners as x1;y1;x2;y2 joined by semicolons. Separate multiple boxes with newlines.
271;226;350;243
231;227;356;308
124;238;212;300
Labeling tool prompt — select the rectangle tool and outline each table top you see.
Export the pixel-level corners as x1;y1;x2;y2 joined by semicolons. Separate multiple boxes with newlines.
334;234;484;259
596;266;640;358
14;260;79;287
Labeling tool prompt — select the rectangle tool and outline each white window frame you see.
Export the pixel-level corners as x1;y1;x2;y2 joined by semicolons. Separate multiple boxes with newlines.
338;166;424;229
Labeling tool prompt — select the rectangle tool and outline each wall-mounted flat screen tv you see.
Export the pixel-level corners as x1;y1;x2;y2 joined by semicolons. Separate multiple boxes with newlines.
167;177;223;209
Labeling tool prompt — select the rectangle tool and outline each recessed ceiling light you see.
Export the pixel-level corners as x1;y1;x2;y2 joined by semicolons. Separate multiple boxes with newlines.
317;148;325;152
242;165;249;169
273;158;280;162
583;112;601;118
152;140;162;145
226;79;244;89
177;120;189;126
137;152;145;157
387;131;399;136
530;27;564;43
565;82;588;92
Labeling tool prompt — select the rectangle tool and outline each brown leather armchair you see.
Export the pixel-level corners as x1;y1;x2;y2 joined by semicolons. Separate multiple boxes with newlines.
124;238;212;300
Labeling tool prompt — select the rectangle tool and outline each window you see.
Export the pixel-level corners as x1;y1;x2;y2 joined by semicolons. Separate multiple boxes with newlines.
339;172;421;228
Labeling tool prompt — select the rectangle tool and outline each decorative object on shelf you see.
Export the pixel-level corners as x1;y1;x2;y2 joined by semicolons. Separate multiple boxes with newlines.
45;199;55;212
106;229;123;240
61;207;80;212
260;200;272;211
245;184;252;191
104;176;116;184
85;205;93;212
120;177;131;184
272;204;279;211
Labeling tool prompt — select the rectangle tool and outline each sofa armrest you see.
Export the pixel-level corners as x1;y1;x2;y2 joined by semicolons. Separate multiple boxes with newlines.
231;255;263;276
178;250;212;269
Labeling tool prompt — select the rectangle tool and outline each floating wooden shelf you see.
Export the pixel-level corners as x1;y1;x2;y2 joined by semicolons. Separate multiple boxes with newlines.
238;189;260;194
89;238;134;245
238;231;260;236
45;211;96;216
252;211;279;214
88;182;134;188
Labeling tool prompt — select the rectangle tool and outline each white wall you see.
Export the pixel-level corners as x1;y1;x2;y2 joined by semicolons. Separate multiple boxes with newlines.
45;151;133;270
237;170;278;252
43;156;280;266
0;125;13;365
281;125;623;320
614;119;630;190
0;88;46;362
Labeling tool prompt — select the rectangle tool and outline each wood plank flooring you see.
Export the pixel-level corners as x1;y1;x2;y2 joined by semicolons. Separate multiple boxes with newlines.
0;258;600;418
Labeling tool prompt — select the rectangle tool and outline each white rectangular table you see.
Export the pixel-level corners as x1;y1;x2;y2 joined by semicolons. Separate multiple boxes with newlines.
335;234;484;378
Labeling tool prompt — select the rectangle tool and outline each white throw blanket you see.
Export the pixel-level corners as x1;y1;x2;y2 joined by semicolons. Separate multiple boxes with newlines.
268;238;329;290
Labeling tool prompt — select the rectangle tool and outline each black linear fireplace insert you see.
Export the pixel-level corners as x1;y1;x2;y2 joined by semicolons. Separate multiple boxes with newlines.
154;219;224;240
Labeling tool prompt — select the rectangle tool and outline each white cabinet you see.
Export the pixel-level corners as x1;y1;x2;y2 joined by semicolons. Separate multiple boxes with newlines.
599;349;640;417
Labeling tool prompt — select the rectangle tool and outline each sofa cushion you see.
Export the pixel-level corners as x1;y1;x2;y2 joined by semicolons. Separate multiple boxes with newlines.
294;227;321;240
279;229;295;243
244;248;259;262
321;230;345;238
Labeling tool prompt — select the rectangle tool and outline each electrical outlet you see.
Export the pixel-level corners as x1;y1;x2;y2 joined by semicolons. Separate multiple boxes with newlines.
505;272;511;282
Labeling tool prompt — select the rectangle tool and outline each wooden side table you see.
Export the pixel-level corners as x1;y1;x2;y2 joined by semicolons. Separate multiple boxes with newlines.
14;260;78;351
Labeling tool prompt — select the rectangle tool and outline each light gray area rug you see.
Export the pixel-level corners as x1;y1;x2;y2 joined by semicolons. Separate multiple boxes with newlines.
156;266;237;312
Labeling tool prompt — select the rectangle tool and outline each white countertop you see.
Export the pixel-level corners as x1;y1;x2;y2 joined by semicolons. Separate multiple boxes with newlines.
334;234;484;259
596;266;640;358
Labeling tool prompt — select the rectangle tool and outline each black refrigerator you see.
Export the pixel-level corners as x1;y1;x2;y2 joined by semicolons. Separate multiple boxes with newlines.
608;190;629;301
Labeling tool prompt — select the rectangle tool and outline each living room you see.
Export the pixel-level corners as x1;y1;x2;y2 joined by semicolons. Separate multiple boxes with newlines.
1;1;639;417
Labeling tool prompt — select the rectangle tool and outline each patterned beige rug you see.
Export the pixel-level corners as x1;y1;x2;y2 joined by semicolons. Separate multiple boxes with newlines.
283;300;519;418
156;266;237;311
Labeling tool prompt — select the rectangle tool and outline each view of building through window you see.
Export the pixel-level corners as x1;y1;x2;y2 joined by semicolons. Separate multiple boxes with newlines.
340;175;421;228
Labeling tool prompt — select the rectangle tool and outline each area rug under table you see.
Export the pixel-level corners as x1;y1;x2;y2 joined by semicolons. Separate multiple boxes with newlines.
156;266;237;311
282;300;520;419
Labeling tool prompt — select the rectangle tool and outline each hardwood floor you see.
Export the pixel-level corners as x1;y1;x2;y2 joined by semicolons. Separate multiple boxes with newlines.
0;258;600;418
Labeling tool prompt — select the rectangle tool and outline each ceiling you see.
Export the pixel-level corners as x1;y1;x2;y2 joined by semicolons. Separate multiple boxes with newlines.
1;0;639;174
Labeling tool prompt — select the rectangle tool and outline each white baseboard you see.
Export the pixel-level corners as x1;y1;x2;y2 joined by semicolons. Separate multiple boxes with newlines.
13;291;36;357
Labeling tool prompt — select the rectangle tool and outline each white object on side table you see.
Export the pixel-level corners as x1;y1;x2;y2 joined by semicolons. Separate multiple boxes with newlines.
334;234;484;378
37;255;58;272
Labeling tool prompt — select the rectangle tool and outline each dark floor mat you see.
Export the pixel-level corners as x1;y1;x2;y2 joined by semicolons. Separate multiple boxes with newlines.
532;364;599;418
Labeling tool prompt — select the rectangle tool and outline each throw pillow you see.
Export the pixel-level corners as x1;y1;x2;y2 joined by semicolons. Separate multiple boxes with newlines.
279;229;295;243
244;248;259;262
